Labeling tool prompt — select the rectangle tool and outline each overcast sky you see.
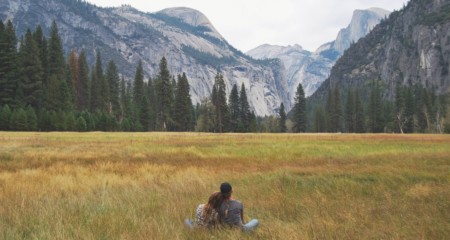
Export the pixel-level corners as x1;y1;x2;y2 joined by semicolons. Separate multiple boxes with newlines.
86;0;409;52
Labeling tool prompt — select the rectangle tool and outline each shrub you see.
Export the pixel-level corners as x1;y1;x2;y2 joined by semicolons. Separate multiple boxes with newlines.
0;105;12;130
76;116;87;132
445;123;450;134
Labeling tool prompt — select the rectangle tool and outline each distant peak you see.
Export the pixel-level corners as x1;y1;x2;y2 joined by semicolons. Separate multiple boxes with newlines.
160;7;202;14
256;44;303;50
158;7;214;28
364;7;390;17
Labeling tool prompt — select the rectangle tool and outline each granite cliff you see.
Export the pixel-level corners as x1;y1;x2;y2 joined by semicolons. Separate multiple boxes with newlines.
0;0;289;116
311;0;450;102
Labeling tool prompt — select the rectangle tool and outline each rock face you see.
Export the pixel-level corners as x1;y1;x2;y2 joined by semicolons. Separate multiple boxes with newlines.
0;0;289;116
247;8;389;100
311;0;450;102
327;8;391;54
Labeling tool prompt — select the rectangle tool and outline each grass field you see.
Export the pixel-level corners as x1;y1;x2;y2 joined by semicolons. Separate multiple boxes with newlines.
0;132;449;239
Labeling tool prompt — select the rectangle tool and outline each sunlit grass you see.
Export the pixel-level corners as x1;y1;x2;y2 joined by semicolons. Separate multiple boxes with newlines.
0;132;449;239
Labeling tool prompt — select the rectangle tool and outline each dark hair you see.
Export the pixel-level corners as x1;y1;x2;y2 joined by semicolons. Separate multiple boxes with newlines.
220;182;232;194
202;192;223;227
207;191;223;210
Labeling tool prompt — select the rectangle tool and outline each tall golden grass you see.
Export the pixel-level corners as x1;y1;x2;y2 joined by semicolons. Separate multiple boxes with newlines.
0;132;449;239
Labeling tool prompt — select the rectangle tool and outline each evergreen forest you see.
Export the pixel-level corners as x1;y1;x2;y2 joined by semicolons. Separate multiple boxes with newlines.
0;20;448;133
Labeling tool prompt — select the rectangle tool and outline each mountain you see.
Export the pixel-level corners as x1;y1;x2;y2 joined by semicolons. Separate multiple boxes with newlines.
0;0;289;116
311;0;450;101
247;44;331;99
319;8;391;55
247;8;390;100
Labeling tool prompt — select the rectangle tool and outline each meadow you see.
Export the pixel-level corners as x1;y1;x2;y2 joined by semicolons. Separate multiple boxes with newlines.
0;132;449;239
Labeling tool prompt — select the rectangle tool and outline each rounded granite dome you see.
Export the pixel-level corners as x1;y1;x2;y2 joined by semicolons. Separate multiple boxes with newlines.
158;7;217;30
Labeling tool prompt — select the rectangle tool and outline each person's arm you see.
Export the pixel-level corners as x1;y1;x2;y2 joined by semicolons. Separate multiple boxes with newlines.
240;202;245;224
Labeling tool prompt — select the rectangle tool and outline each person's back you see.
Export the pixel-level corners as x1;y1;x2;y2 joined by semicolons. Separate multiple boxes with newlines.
196;203;219;228
218;182;259;232
218;199;243;227
185;192;222;230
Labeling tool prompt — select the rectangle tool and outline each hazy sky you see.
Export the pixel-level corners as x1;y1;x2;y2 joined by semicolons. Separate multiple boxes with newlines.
86;0;409;52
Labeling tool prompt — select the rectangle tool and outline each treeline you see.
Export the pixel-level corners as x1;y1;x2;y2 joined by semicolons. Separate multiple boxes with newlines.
310;81;449;133
0;20;198;132
2;19;448;133
0;20;266;132
195;73;257;132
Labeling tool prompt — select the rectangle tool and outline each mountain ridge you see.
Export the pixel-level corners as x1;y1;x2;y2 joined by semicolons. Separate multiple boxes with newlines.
0;0;289;116
310;0;450;102
247;8;390;99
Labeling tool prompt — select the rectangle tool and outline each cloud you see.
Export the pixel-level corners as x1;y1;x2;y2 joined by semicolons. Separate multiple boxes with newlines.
87;0;409;52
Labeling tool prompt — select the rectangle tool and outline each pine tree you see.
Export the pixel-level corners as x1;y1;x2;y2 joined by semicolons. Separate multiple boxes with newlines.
65;112;76;131
0;105;12;130
171;76;177;100
395;85;406;133
76;116;87;132
325;87;343;132
229;84;240;132
33;25;48;87
46;74;62;111
89;66;100;112
90;52;107;112
38;109;51;131
53;111;66;131
68;49;79;101
174;73;193;131
436;94;448;133
10;108;27;131
0;20;18;107
77;50;89;111
147;77;157;130
345;89;355;133
354;89;365;133
313;106;326;132
239;83;251;132
404;87;415;133
416;87;429;132
105;60;120;118
65;60;75;110
133;60;145;108
46;21;73;111
80;111;95;131
94;51;109;112
119;76;127;120
292;83;307;132
195;99;215;132
131;60;145;128
367;81;384;133
19;29;43;109
325;88;333;132
423;88;433;131
140;94;151;131
25;106;38;131
249;111;257;133
47;21;65;82
14;77;24;109
156;57;174;131
335;87;343;132
121;118;131;132
48;110;58;131
124;79;134;126
212;72;230;133
279;102;287;133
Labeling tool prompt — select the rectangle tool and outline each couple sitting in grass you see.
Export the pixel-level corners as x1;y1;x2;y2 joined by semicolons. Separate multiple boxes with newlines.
185;182;259;232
